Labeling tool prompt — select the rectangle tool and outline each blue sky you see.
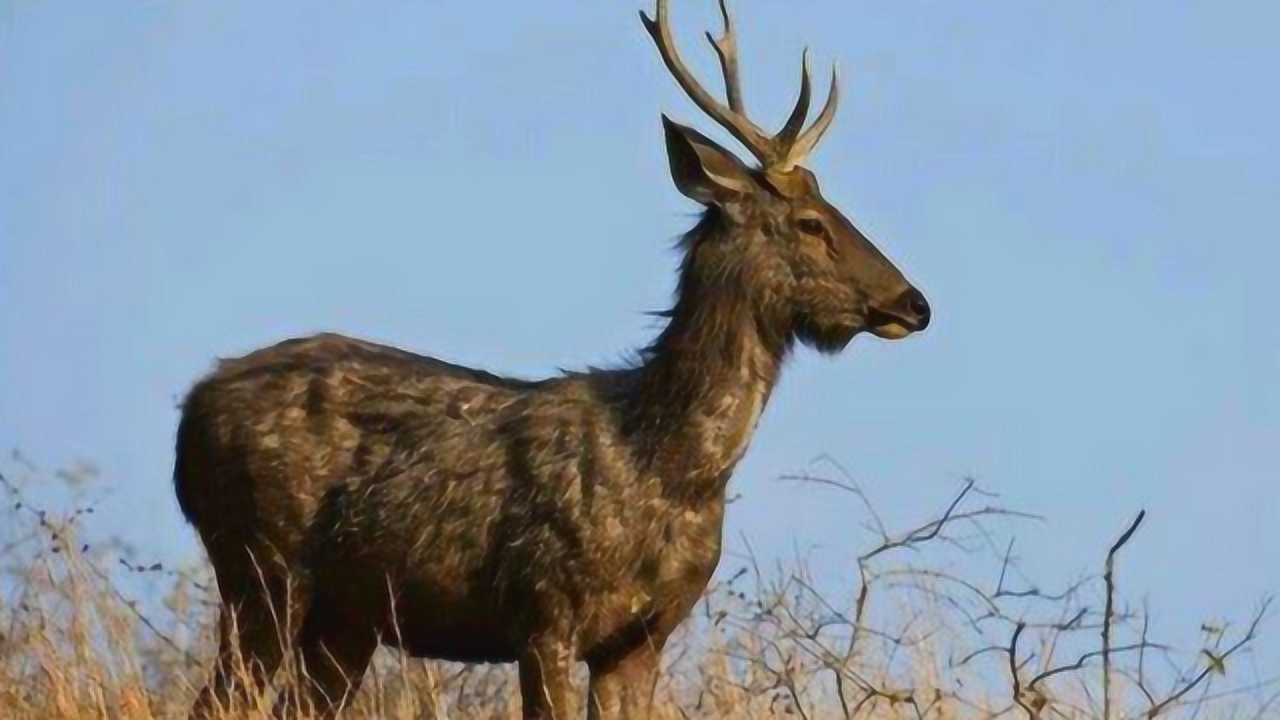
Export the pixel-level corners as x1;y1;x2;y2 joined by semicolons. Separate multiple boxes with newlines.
2;0;1278;670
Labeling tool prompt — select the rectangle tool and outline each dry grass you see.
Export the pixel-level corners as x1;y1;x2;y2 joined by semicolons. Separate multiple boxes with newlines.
1;452;1275;720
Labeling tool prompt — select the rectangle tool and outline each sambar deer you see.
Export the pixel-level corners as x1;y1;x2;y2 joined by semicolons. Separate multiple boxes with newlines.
174;0;930;718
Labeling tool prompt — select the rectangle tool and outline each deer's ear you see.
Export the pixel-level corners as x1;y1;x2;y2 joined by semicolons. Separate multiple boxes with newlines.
662;115;754;205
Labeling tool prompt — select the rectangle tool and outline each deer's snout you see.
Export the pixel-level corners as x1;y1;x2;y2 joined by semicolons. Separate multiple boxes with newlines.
865;287;931;339
899;287;931;331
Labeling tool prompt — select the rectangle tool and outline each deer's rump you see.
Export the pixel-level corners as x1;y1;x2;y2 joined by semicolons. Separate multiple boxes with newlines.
171;333;542;635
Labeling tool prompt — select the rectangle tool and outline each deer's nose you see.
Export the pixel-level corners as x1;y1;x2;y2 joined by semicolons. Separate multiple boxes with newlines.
900;287;931;330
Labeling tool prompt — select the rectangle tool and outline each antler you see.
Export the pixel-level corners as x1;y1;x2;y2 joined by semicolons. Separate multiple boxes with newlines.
782;65;839;170
640;0;841;171
704;0;744;114
640;0;772;165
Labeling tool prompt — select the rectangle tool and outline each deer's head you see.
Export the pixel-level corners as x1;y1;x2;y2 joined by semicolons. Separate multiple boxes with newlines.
643;0;929;353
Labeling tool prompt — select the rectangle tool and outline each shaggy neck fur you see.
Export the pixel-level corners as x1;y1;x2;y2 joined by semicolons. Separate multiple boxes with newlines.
626;211;792;502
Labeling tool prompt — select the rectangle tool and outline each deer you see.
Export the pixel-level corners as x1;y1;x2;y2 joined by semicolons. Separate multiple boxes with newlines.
173;1;931;718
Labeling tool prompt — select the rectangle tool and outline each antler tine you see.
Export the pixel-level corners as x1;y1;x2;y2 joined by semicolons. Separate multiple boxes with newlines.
780;63;840;170
641;0;772;164
774;48;813;152
705;0;743;113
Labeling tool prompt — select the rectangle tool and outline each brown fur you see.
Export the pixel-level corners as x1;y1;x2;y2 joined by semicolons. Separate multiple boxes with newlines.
175;3;930;719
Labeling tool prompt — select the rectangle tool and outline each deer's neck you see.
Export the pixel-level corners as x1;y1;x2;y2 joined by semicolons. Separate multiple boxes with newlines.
627;236;790;502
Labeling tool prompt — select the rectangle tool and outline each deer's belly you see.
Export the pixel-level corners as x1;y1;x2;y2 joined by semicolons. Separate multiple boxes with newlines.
384;625;517;663
383;586;518;663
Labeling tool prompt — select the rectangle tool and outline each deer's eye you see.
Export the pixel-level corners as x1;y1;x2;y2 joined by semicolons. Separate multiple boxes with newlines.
797;218;828;237
798;217;838;257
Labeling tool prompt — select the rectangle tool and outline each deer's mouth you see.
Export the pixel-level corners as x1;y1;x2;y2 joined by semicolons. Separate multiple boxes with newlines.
865;307;925;340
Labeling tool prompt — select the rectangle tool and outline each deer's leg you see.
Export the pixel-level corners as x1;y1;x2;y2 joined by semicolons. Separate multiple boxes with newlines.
586;639;663;720
190;559;305;720
274;596;378;720
518;630;581;720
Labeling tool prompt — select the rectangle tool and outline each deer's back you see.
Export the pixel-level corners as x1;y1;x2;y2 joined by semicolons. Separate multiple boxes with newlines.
172;332;544;560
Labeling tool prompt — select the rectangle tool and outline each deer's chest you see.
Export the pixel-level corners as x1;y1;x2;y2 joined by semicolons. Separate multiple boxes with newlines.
582;499;725;644
642;502;724;589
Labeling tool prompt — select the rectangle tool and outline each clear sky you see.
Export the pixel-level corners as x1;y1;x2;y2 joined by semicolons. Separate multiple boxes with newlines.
2;0;1277;670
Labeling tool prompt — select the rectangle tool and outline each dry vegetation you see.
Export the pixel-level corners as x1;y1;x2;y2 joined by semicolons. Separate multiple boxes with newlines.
1;450;1275;720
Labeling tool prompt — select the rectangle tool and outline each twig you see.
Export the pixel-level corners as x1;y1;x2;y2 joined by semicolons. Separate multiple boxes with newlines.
1142;598;1271;719
1104;510;1146;720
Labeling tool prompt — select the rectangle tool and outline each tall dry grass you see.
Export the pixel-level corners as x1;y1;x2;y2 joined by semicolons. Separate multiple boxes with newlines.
1;451;1274;720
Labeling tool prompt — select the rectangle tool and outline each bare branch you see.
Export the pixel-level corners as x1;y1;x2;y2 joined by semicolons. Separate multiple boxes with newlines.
1104;510;1147;720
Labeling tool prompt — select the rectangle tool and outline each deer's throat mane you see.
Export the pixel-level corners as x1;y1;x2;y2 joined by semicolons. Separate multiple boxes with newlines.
627;220;790;494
